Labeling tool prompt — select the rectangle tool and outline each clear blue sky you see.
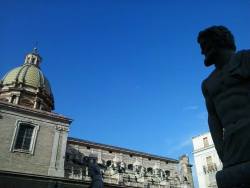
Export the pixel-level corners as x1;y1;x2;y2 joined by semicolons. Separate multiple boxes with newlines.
1;0;250;185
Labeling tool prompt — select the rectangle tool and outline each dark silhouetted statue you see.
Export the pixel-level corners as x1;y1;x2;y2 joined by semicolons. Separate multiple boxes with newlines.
198;25;250;187
72;153;103;188
88;156;104;188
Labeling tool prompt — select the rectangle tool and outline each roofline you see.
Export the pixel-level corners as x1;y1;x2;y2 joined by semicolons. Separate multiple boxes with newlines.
192;131;210;139
68;137;179;163
0;101;72;124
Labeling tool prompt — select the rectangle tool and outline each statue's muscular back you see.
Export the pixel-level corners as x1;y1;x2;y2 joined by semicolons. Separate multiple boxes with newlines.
203;50;250;167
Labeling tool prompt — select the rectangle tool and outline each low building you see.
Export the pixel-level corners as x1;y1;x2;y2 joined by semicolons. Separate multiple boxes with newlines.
192;132;222;188
0;49;194;188
65;137;194;187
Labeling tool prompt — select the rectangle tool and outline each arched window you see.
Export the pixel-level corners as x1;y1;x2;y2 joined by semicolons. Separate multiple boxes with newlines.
36;100;41;109
11;95;16;103
128;164;133;170
106;160;112;167
147;167;153;174
165;170;170;177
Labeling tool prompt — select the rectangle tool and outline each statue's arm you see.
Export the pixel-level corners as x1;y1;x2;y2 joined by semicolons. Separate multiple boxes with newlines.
202;81;224;162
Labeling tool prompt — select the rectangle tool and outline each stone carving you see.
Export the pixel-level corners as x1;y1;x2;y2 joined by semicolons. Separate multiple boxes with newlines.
198;25;250;187
64;144;193;187
66;149;103;187
55;125;68;132
139;166;146;177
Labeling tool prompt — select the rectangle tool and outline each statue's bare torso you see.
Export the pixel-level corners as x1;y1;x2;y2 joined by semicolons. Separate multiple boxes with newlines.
202;50;250;167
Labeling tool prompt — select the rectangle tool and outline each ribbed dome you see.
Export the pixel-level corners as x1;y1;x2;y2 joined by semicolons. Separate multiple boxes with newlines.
0;49;54;111
2;64;52;96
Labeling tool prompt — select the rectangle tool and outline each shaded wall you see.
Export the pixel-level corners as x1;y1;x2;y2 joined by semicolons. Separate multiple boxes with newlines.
0;170;130;188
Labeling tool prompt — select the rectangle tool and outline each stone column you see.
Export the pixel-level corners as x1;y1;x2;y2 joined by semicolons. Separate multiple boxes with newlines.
48;124;69;177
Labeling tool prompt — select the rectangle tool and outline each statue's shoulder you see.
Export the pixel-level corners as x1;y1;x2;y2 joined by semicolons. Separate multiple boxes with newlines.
237;49;250;55
232;50;250;64
238;49;250;63
229;50;250;78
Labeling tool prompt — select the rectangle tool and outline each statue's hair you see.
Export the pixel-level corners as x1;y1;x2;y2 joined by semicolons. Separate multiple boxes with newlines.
197;25;236;51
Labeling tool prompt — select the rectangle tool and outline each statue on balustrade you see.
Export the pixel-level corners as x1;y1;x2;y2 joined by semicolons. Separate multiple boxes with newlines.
118;161;126;173
71;153;103;188
198;25;250;187
88;155;104;188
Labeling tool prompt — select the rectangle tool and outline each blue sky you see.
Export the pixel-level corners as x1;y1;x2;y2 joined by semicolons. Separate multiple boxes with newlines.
1;0;250;186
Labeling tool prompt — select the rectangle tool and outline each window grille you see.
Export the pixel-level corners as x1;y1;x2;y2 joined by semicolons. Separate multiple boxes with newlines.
14;123;34;150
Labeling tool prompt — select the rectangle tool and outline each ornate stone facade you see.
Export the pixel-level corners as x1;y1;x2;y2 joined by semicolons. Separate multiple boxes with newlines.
64;138;194;188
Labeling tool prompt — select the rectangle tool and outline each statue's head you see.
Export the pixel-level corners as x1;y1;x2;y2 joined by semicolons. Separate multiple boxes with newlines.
197;25;236;66
89;153;98;164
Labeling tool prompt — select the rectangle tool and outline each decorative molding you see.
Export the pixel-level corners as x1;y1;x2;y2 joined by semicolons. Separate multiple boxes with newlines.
56;125;69;132
0;101;72;124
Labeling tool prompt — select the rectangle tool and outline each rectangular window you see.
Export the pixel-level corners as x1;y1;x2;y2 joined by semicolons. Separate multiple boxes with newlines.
206;156;212;166
203;137;209;147
206;156;214;172
14;124;34;150
11;121;39;154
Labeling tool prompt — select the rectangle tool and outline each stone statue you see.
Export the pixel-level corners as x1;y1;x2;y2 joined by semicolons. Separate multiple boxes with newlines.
198;25;250;187
71;153;103;188
88;156;104;188
140;166;146;177
119;161;126;173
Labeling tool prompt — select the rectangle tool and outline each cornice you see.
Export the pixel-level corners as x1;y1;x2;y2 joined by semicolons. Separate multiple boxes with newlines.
68;137;179;164
192;144;215;154
0;101;72;124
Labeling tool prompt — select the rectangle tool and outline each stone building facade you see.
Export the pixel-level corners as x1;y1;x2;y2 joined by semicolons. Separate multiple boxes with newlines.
0;101;70;177
65;138;193;188
0;49;194;188
192;132;222;188
0;48;70;178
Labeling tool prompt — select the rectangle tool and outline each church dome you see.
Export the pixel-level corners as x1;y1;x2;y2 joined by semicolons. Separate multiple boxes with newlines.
2;64;52;96
0;48;54;111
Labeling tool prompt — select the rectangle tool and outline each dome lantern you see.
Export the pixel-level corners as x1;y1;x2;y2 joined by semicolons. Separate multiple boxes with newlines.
24;48;42;67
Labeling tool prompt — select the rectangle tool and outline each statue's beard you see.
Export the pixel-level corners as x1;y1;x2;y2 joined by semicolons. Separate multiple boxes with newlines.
204;48;220;67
